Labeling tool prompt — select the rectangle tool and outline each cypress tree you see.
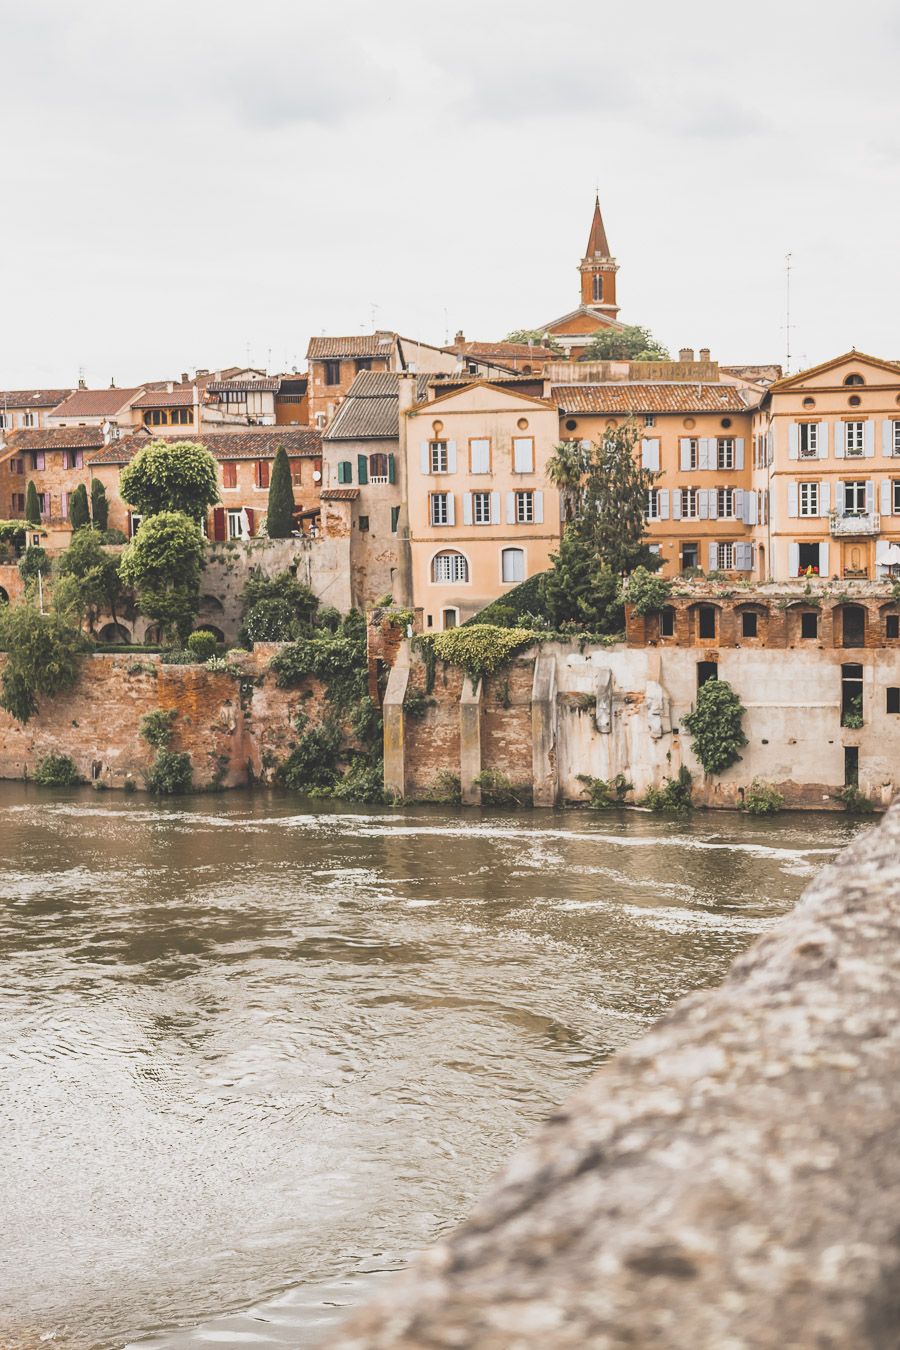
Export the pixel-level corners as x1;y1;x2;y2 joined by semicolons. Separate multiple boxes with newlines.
266;446;295;538
90;478;109;531
25;481;41;525
69;484;90;531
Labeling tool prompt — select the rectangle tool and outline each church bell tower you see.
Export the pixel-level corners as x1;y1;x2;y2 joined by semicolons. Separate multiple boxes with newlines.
579;195;620;316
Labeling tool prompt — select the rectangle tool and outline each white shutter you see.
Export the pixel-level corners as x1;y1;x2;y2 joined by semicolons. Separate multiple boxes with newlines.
734;488;744;520
513;439;534;473
658;489;670;519
471;439;490;473
819;541;829;576
446;493;455;526
820;481;830;516
767;428;774;464
735;542;752;570
744;490;758;525
533;490;544;524
698;489;709;519
881;479;891;516
866;480;875;515
818;422;829;458
708;488;719;519
787;482;799;517
420;441;430;474
835;481;845;514
641;438;660;471
789;542;800;576
834;422;845;458
462;492;473;525
735;437;745;470
699;438;713;470
672;490;682;520
883;420;894;458
490;491;500;524
864;422;875;458
788;423;799;460
708;542;718;571
679;438;692;471
505;491;515;524
447;440;457;473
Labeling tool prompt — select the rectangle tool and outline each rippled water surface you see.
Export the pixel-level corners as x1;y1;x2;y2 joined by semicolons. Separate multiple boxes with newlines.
0;783;866;1349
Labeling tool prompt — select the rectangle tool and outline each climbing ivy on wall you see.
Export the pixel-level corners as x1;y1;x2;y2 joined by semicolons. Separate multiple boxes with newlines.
414;625;538;686
682;680;747;775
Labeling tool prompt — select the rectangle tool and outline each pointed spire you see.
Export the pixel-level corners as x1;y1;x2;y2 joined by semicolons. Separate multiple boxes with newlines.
585;194;611;259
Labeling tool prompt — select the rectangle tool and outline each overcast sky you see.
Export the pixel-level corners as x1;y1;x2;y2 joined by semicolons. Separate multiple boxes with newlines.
2;0;898;388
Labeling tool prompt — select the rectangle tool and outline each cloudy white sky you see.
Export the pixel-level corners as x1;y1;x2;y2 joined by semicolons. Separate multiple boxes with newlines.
2;0;899;387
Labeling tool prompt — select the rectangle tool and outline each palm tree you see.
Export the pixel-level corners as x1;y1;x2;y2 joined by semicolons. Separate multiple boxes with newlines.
547;439;590;522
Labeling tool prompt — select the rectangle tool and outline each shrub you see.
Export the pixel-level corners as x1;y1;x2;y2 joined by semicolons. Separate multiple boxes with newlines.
474;769;531;808
743;779;784;815
621;567;672;616
278;716;343;791
842;697;863;729
466;573;546;628
100;527;127;545
204;655;230;672
577;772;632;808
0;605;83;723
419;625;538;684
140;708;176;749
241;569;317;629
643;766;693;813
18;546;49;584
350;694;382;748
186;630;218;661
145;749;193;794
682;680;747;775
34;752;80;786
271;628;366;709
324;757;389;804
244;597;297;642
119;511;204;644
835;785;875;813
423;771;462;804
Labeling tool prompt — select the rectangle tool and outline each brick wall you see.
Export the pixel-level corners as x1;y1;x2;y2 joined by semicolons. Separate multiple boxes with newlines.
480;660;534;789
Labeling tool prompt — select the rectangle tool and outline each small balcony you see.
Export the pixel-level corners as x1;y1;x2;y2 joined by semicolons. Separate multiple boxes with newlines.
830;512;880;537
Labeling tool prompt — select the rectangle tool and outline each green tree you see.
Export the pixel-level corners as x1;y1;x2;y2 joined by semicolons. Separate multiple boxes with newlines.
0;604;83;724
503;329;563;355
119;511;204;644
69;484;90;531
25;481;41;525
90;479;109;531
266;446;295;538
119;439;219;524
56;527;124;632
539;527;622;632
579;324;669;362
18;546;49;585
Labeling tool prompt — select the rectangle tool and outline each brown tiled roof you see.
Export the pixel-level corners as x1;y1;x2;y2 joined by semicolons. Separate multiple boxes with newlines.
320;487;360;501
2;426;106;452
551;383;754;414
133;388;196;408
445;340;556;363
0;388;72;409
306;334;397;360
207;378;280;394
88;428;322;466
49;388;143;418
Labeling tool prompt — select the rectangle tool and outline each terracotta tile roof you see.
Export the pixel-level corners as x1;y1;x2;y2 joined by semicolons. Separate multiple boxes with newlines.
320;487;360;501
551;383;754;414
306;334;398;360
88;428;322;466
0;388;72;409
2;426;106;452
207;378;280;394
133;388;197;408
49;388;143;418
445;339;556;364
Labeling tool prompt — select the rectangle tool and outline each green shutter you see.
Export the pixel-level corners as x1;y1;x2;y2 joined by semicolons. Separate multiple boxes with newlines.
390;506;400;533
388;453;396;484
357;454;368;486
338;461;352;484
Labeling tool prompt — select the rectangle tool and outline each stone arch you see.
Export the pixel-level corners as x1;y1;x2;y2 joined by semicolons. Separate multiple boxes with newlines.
734;602;769;643
97;621;131;644
0;586;8;606
194;624;225;643
686;601;722;644
199;594;225;613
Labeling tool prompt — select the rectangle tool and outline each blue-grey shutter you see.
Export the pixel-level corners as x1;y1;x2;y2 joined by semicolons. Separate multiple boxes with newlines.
820;481;830;516
835;480;845;514
672;490;682;520
505;491;515;524
462;492;473;525
420;442;430;474
708;489;719;519
641;438;660;471
787;482;798;517
881;479;891;516
490;491;500;524
864;422;875;458
446;493;455;526
788;423;799;459
735;438;745;470
866;479;875;515
735;542;752;570
698;438;712;470
708;542;718;571
818;422;829;458
883;420;894;458
679;438;692;471
734;489;744;520
533;491;544;524
447;440;458;473
658;489;670;519
789;542;800;576
698;489;709;519
767;428;774;463
834;422;845;458
819;541;830;575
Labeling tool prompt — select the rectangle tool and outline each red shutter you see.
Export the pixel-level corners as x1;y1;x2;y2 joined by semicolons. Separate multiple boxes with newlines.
257;460;270;488
245;507;255;535
213;507;226;541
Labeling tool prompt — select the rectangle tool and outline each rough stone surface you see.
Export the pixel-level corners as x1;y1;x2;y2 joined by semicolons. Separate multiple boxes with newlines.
329;808;900;1348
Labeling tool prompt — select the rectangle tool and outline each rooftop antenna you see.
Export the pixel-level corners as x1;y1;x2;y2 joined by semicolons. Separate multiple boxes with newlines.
443;307;449;345
370;302;380;331
783;251;795;374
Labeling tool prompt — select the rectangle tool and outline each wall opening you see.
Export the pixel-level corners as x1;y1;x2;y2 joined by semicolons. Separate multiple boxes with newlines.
887;615;899;640
800;611;819;640
697;661;718;687
741;611;758;638
698;606;717;640
841;663;863;726
841;605;866;648
887;687;900;715
844;745;859;787
659;606;675;638
798;542;820;574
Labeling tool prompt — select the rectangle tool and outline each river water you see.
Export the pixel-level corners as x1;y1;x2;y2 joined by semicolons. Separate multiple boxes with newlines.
0;784;865;1350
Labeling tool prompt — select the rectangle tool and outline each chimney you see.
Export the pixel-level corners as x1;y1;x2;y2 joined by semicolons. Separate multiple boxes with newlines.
699;347;711;363
678;347;695;362
397;369;418;414
77;376;87;390
454;330;465;345
181;372;189;384
167;381;175;393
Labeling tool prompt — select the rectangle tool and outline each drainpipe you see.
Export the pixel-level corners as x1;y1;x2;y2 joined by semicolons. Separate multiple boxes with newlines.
394;372;417;607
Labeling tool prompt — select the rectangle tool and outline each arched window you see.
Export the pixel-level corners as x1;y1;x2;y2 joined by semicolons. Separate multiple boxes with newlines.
501;548;525;583
592;274;604;302
844;373;865;386
432;551;469;583
369;452;389;482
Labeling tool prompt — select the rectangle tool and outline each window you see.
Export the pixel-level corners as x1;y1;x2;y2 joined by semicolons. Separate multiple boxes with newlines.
62;449;84;470
843;480;866;515
61;491;69;518
592;274;603;301
841;663;864;723
888;688;900;714
256;460;270;489
175;407;193;425
646;488;660;520
887;615;900;639
220;390;247;404
515;490;534;523
660;607;675;637
801;611;818;639
24;412;34;428
358;516;369;532
32;451;45;471
222;462;237;489
323;359;341;386
797;542;820;574
717;543;734;570
844;373;865;386
430;441;449;473
844;746;859;787
291;463;303;486
226;509;245;540
644;414;655;427
390;506;400;533
681;543;698;571
799;481;819;517
470;438;490;474
717;488;735;519
717;438;735;469
130;513;143;537
842;606;866;648
697;660;718;686
680;487;699;518
698;606;717;640
845;421;865;457
512;438;534;473
11;457;24;475
799;423;818;458
37;492;49;515
337;461;353;485
11;492;25;512
685;438;699;469
0;413;9;429
430;492;450;526
369;453;389;483
892;422;900;456
893;480;900;515
355;358;372;373
473;491;491;525
501;547;525;583
741;611;758;638
432;550;468;583
144;409;167;425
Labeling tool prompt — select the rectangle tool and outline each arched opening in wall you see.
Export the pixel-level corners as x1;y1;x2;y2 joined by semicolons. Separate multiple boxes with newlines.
432;550;469;584
757;544;766;581
698;605;717;641
194;625;225;643
658;606;676;639
736;605;768;641
839;604;866;648
879;603;900;641
144;625;163;645
97;622;131;644
199;594;225;614
369;453;389;483
0;586;8;606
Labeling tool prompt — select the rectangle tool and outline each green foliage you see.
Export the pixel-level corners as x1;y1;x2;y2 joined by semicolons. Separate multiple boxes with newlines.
241;567;318;636
578;324;670;362
25;481;41;525
621;567;672;616
140;708;177;749
0;604;83;723
474;769;531;808
422;771;462;804
577;772;632;808
842;697;863;729
270;614;367;709
643;766;693;813
835;785;875;813
56;528;124;631
244;597;297;642
69;484;90;531
683;680;748;775
419;624;538;683
18;546;48;584
350;694;382;748
540;528;622;632
403;687;429;718
0;520;27;554
90;479;109;531
100;528;127;545
145;749;193;794
466;572;547;628
743;779;784;815
186;630;218;661
34;752;80;786
502;328;563;354
278;715;343;791
119;511;203;644
120;439;219;523
265;446;295;539
322;756;389;804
